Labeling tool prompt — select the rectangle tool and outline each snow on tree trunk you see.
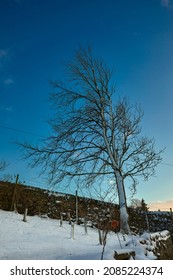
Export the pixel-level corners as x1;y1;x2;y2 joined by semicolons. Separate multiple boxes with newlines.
115;170;130;234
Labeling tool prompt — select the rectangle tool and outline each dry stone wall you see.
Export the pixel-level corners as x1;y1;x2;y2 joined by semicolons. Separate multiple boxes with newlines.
139;230;173;260
0;181;173;235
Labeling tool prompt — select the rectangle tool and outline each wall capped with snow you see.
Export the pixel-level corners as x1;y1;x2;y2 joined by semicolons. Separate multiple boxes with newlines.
150;230;173;260
114;230;173;260
0;181;173;237
0;181;120;230
138;230;173;260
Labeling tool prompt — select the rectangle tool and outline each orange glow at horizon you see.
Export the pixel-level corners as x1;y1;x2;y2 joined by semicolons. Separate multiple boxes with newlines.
148;200;173;211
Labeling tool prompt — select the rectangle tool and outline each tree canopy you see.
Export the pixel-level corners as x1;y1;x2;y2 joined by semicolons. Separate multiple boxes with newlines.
20;47;163;233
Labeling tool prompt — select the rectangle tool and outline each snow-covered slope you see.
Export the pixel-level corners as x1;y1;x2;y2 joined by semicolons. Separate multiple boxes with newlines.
0;210;156;260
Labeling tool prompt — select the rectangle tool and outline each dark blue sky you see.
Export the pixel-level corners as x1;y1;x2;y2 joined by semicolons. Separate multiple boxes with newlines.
0;0;173;209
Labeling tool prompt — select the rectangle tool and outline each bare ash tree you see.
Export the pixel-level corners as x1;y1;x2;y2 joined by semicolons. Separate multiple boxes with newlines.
20;47;163;233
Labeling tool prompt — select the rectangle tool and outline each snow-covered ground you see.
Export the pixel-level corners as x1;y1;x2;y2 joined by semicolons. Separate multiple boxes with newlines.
0;210;157;260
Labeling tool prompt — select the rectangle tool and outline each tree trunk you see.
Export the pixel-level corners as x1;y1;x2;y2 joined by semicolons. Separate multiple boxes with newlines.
115;170;130;234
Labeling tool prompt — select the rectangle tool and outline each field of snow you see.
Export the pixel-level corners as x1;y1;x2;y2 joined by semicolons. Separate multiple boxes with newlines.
0;210;156;260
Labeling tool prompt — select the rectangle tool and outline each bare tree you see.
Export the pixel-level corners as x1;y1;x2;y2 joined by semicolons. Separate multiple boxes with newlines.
0;160;7;172
130;198;143;209
20;47;163;233
130;198;149;212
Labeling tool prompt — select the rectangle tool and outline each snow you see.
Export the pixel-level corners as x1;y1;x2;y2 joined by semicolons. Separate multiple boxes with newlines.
0;210;158;260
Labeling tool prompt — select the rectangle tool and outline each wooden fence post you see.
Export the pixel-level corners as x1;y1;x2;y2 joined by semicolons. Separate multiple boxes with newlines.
60;213;63;227
71;222;75;240
76;190;79;224
97;216;102;245
10;174;19;212
170;208;173;224
84;216;88;235
23;208;28;222
145;212;150;232
67;211;71;225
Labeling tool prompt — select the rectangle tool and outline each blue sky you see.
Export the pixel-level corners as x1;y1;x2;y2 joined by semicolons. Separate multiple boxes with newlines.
0;0;173;210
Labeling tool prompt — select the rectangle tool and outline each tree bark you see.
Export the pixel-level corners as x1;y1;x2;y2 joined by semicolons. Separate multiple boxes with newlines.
115;170;130;234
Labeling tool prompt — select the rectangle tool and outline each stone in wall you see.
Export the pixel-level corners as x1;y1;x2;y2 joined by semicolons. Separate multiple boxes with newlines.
139;230;173;260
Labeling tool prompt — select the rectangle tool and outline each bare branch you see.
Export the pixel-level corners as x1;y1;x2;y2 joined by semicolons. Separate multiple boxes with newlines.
0;160;7;171
18;47;163;233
